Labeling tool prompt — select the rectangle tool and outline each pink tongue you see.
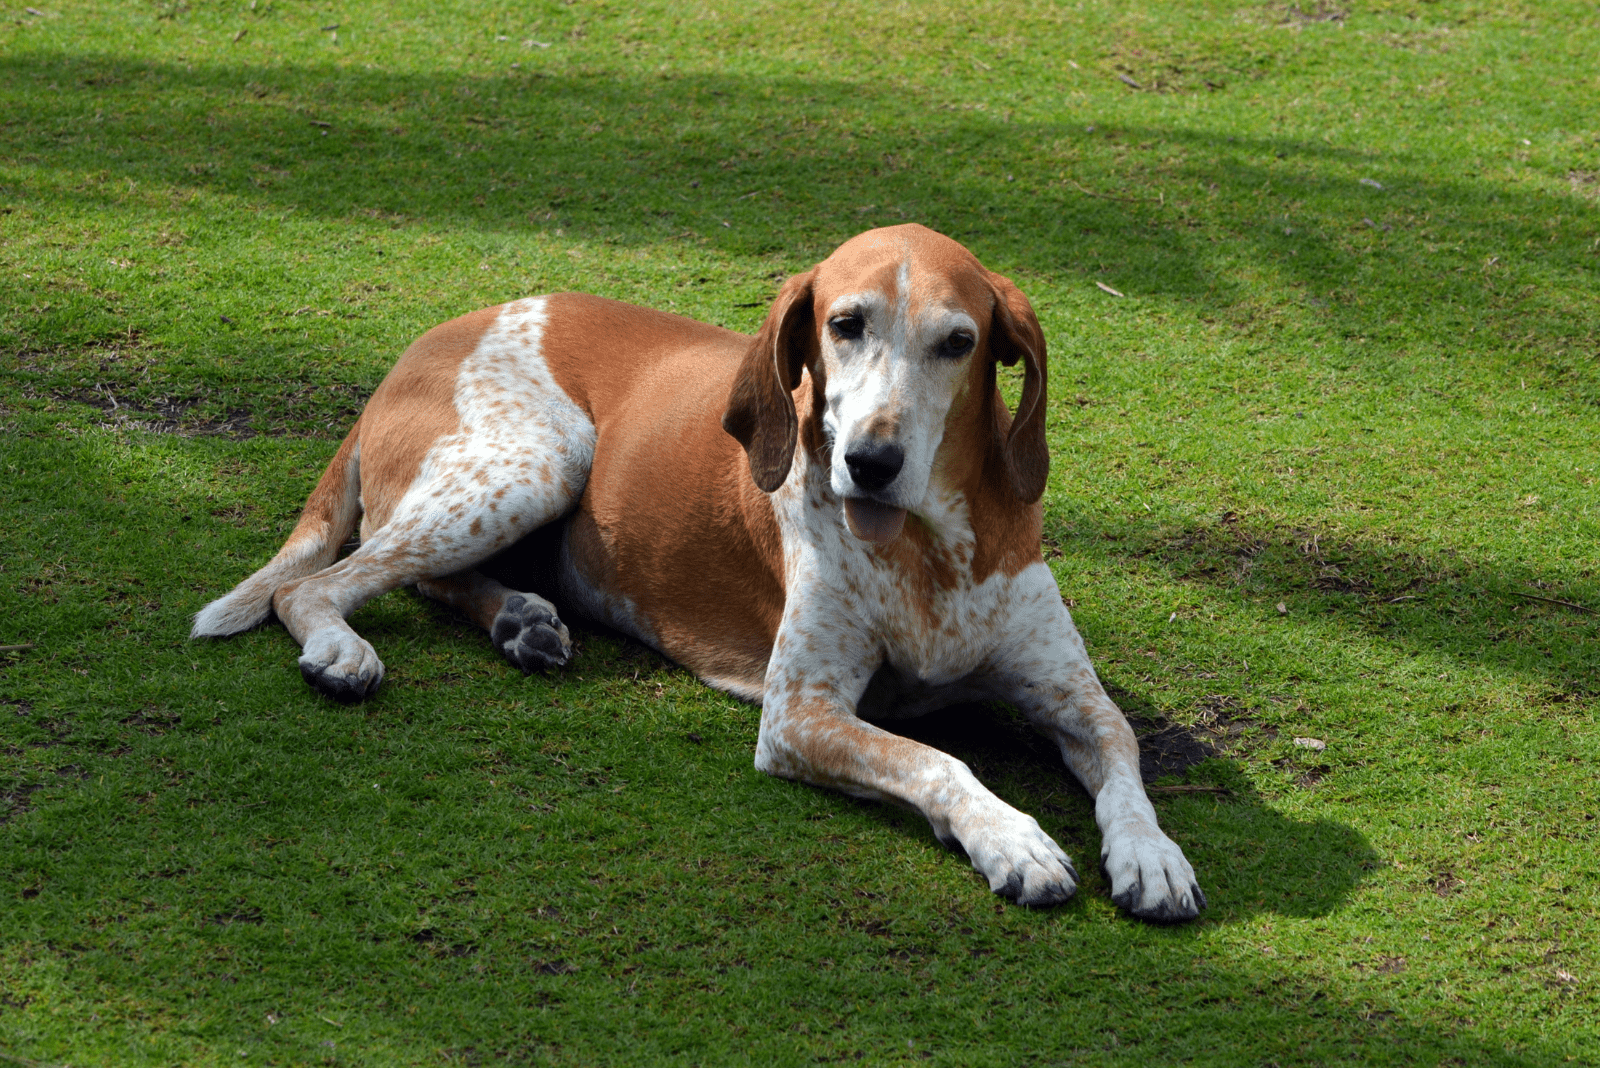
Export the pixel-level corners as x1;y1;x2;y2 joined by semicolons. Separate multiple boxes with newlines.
844;498;909;544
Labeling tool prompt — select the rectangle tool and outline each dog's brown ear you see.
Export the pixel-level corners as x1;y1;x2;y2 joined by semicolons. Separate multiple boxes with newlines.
986;271;1050;503
723;269;817;492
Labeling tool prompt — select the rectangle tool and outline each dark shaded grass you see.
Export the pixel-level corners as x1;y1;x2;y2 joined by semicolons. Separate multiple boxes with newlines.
1055;509;1600;699
5;47;1596;383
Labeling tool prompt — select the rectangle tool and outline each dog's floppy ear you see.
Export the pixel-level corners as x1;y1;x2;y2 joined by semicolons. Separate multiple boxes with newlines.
723;269;817;493
986;271;1050;503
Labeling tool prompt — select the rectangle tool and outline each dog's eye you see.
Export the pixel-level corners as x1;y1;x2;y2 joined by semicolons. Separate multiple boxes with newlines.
938;331;975;359
829;315;865;341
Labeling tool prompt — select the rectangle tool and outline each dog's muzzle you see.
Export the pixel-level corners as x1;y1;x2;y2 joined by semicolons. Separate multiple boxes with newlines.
842;439;908;544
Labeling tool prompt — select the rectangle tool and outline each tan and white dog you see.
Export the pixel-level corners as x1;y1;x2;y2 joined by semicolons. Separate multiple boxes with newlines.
194;224;1205;922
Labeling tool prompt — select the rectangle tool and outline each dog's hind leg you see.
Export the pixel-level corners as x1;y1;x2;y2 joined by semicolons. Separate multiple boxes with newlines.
272;450;587;699
269;296;596;700
416;570;571;674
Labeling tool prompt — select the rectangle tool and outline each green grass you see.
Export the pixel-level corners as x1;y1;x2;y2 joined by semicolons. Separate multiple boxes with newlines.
2;0;1598;1064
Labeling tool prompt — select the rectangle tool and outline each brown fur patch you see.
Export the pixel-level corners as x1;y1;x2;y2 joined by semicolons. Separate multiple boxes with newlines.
537;294;790;693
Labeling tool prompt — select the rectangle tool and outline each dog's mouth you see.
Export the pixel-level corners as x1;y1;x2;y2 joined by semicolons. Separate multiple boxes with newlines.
843;497;908;544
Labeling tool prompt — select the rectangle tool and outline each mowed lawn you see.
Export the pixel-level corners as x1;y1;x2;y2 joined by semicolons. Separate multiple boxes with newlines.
2;1;1598;1064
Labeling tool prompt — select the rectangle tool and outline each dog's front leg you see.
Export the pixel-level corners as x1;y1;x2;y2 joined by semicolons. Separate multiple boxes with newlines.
755;608;1077;906
994;569;1205;923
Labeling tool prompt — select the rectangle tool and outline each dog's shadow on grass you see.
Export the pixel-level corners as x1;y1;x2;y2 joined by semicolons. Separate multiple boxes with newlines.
874;697;1378;923
403;594;1373;925
423;530;1379;927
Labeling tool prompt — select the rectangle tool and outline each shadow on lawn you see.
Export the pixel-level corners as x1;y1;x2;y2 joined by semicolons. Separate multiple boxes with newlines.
879;697;1379;922
5;51;1597;395
1050;507;1600;702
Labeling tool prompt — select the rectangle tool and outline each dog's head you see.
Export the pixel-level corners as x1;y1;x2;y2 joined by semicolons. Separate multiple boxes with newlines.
723;224;1048;543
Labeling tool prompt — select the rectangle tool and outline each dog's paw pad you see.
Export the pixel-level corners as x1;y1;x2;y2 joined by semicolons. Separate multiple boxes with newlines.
491;594;572;674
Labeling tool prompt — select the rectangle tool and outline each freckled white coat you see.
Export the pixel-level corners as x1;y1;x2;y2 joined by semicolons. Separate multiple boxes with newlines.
193;225;1205;922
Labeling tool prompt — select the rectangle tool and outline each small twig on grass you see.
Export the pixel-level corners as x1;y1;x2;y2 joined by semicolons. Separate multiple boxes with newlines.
1511;590;1596;615
1095;281;1125;298
1146;784;1230;796
0;644;34;653
1068;179;1158;205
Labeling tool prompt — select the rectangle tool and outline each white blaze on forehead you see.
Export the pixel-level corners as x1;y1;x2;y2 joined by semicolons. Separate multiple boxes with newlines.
893;258;911;351
821;287;895;457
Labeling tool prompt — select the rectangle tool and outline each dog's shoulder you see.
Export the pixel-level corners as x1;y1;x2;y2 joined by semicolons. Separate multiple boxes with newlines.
530;293;752;412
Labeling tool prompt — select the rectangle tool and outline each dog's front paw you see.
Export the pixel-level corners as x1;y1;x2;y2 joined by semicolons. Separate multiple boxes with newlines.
491;594;572;674
1100;825;1205;924
299;628;384;701
956;810;1079;907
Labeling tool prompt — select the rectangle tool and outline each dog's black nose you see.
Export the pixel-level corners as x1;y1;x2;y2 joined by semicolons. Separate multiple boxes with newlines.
845;439;905;493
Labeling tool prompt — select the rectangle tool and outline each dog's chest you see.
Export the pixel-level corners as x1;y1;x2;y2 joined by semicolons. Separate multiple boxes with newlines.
777;473;1018;688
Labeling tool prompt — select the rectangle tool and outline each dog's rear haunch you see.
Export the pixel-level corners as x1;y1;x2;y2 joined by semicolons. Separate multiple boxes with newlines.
195;225;1205;922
